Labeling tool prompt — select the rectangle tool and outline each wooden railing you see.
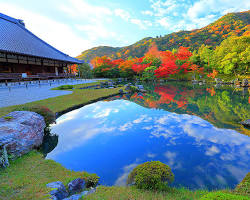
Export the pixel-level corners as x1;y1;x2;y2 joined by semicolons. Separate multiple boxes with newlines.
0;73;76;81
0;73;22;80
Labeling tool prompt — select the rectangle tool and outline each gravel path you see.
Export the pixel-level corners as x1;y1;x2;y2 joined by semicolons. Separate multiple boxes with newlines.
0;79;102;107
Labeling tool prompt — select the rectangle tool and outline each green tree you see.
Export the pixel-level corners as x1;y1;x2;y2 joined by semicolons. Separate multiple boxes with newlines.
78;63;93;78
197;45;215;72
213;35;250;74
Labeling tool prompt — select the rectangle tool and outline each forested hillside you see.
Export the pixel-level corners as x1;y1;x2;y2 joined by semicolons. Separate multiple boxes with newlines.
77;10;250;62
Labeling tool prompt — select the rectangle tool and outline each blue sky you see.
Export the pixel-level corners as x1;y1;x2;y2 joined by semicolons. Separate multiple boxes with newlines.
0;0;249;56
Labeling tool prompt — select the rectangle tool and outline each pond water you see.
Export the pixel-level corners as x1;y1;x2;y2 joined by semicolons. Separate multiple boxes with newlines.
46;82;250;190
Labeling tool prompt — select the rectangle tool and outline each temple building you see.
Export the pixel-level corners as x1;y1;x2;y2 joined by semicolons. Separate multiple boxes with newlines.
0;12;83;81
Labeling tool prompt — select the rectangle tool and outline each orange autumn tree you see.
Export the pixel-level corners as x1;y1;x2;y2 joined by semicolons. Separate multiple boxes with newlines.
91;43;202;79
143;42;162;67
207;69;218;79
68;64;78;74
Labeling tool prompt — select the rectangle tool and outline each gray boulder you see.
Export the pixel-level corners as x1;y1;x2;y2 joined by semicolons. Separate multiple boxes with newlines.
0;111;46;158
215;78;222;83
68;178;85;194
47;181;68;200
137;85;144;89
240;119;250;128
125;85;131;90
242;79;249;87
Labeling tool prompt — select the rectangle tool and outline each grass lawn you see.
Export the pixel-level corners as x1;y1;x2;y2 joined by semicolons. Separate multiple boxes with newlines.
1;150;248;200
0;151;97;200
85;186;209;200
0;81;123;117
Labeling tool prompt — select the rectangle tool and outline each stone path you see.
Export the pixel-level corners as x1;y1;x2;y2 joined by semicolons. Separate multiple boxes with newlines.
0;79;102;107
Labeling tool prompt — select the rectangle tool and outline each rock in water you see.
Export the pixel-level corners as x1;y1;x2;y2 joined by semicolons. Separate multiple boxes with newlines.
119;89;124;94
242;79;249;87
240;119;250;128
0;111;46;158
47;181;68;200
68;178;85;194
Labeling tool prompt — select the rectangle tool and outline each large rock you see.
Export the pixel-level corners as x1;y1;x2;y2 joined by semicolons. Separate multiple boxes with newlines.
0;111;46;158
68;178;85;194
47;181;68;200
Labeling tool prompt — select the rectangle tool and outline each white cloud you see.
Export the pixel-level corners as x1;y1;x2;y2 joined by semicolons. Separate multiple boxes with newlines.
115;9;131;21
157;17;171;29
0;2;93;56
141;10;154;16
186;0;250;27
149;0;180;17
59;0;112;21
130;19;152;29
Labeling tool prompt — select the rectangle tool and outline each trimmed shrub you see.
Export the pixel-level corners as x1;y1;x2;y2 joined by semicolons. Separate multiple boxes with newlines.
200;191;249;200
56;85;74;90
14;105;55;126
83;174;100;188
127;161;174;190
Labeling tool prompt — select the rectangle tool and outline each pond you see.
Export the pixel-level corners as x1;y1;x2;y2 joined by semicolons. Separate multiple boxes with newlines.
45;81;250;190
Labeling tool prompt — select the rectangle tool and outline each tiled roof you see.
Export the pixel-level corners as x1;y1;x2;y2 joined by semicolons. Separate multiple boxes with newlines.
0;13;83;64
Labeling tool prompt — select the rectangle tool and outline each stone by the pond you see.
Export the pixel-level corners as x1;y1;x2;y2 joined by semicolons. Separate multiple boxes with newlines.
242;79;249;87
240;119;250;128
125;85;130;90
63;191;88;200
137;85;144;89
68;178;85;194
0;111;46;158
119;89;124;94
215;78;221;83
87;187;96;195
47;181;68;200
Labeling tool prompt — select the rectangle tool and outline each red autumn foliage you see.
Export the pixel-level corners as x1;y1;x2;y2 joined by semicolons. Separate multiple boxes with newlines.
132;63;151;74
207;69;218;79
175;47;192;60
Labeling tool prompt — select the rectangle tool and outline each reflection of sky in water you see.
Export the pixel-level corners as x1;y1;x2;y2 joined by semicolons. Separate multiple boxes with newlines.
47;100;250;190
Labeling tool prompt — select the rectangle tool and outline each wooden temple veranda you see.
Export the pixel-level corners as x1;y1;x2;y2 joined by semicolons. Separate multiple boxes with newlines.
0;12;83;83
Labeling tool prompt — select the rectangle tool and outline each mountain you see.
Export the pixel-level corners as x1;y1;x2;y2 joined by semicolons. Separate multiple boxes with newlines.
77;10;250;62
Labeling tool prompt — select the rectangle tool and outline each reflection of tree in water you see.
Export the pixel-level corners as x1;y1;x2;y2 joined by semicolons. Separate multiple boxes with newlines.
40;129;58;157
109;82;250;135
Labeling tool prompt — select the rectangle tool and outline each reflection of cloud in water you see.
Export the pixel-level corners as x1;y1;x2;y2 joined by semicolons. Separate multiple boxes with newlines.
205;146;220;156
55;109;81;125
147;153;156;158
119;122;133;131
133;114;152;123
115;161;140;186
48;99;250;189
94;108;119;118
